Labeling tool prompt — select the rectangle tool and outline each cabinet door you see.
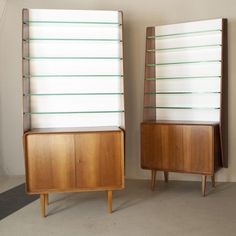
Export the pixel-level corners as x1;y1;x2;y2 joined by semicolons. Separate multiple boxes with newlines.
141;123;183;170
183;126;214;174
75;131;124;189
26;134;75;192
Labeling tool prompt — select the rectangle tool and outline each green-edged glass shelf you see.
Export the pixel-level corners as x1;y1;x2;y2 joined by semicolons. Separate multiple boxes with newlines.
23;75;124;78
147;29;221;39
24;93;124;96
23;38;122;42
147;60;220;66
146;76;220;80
23;57;122;60
144;92;220;94
144;106;220;110
147;44;221;52
23;20;121;25
24;110;124;115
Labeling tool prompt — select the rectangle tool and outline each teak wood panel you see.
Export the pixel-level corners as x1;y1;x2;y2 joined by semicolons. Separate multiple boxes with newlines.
141;123;216;175
75;132;123;188
24;130;124;193
26;134;76;192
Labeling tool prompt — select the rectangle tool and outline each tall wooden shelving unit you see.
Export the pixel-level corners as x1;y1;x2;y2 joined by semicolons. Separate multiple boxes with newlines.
141;19;227;196
22;9;125;217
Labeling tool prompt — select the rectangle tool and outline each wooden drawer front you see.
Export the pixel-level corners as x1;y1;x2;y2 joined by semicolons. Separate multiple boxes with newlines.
26;134;75;192
75;131;124;188
141;124;214;174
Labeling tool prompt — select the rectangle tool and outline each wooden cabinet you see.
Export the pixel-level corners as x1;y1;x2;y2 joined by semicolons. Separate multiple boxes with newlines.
24;128;124;215
141;122;220;175
25;130;124;193
141;121;222;195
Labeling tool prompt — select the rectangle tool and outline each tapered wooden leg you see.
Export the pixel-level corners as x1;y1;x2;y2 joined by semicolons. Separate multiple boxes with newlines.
40;194;46;217
202;175;207;197
107;190;112;213
151;170;156;191
164;171;169;183
211;174;216;188
45;193;49;205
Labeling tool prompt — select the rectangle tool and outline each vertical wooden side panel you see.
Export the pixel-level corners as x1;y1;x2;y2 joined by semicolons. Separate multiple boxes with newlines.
22;9;31;132
220;18;228;167
118;11;125;129
143;27;156;121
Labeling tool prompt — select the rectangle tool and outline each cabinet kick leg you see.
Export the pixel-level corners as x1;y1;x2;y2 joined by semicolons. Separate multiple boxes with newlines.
202;175;207;197
164;171;169;183
151;170;156;191
211;174;216;188
45;193;49;205
107;190;112;213
40;194;46;217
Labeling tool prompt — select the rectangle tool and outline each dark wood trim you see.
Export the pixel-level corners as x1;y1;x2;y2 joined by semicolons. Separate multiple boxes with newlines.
143;27;156;120
119;11;125;130
142;120;219;126
219;18;228;167
22;9;31;133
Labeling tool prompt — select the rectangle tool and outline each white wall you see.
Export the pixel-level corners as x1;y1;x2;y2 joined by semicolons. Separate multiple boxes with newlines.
0;0;236;181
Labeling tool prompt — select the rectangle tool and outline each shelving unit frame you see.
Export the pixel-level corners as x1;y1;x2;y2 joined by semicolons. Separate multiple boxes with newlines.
141;18;228;196
22;8;125;216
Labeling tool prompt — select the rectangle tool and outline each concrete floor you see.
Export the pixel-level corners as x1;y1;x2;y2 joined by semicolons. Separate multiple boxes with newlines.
0;178;236;236
0;175;25;193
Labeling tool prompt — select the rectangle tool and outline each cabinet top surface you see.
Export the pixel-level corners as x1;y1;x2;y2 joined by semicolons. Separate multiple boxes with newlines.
142;120;219;126
24;126;123;135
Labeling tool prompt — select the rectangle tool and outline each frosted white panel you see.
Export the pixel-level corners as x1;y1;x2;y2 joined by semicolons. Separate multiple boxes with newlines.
155;94;220;108
30;59;121;75
155;32;221;50
30;41;120;57
31;113;122;128
155;62;221;78
156;78;220;92
30;77;123;94
156;47;221;64
155;109;220;122
29;25;119;39
25;9;123;128
29;9;119;23
30;95;123;112
151;19;224;122
155;19;222;37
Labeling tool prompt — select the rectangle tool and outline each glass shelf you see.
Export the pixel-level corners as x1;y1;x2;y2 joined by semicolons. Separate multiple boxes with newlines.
147;44;221;52
23;20;121;25
23;75;124;78
146;76;220;80
147;29;221;39
24;93;124;96
147;60;220;66
24;110;125;115
144;92;220;94
144;106;220;110
23;57;123;60
23;38;122;42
